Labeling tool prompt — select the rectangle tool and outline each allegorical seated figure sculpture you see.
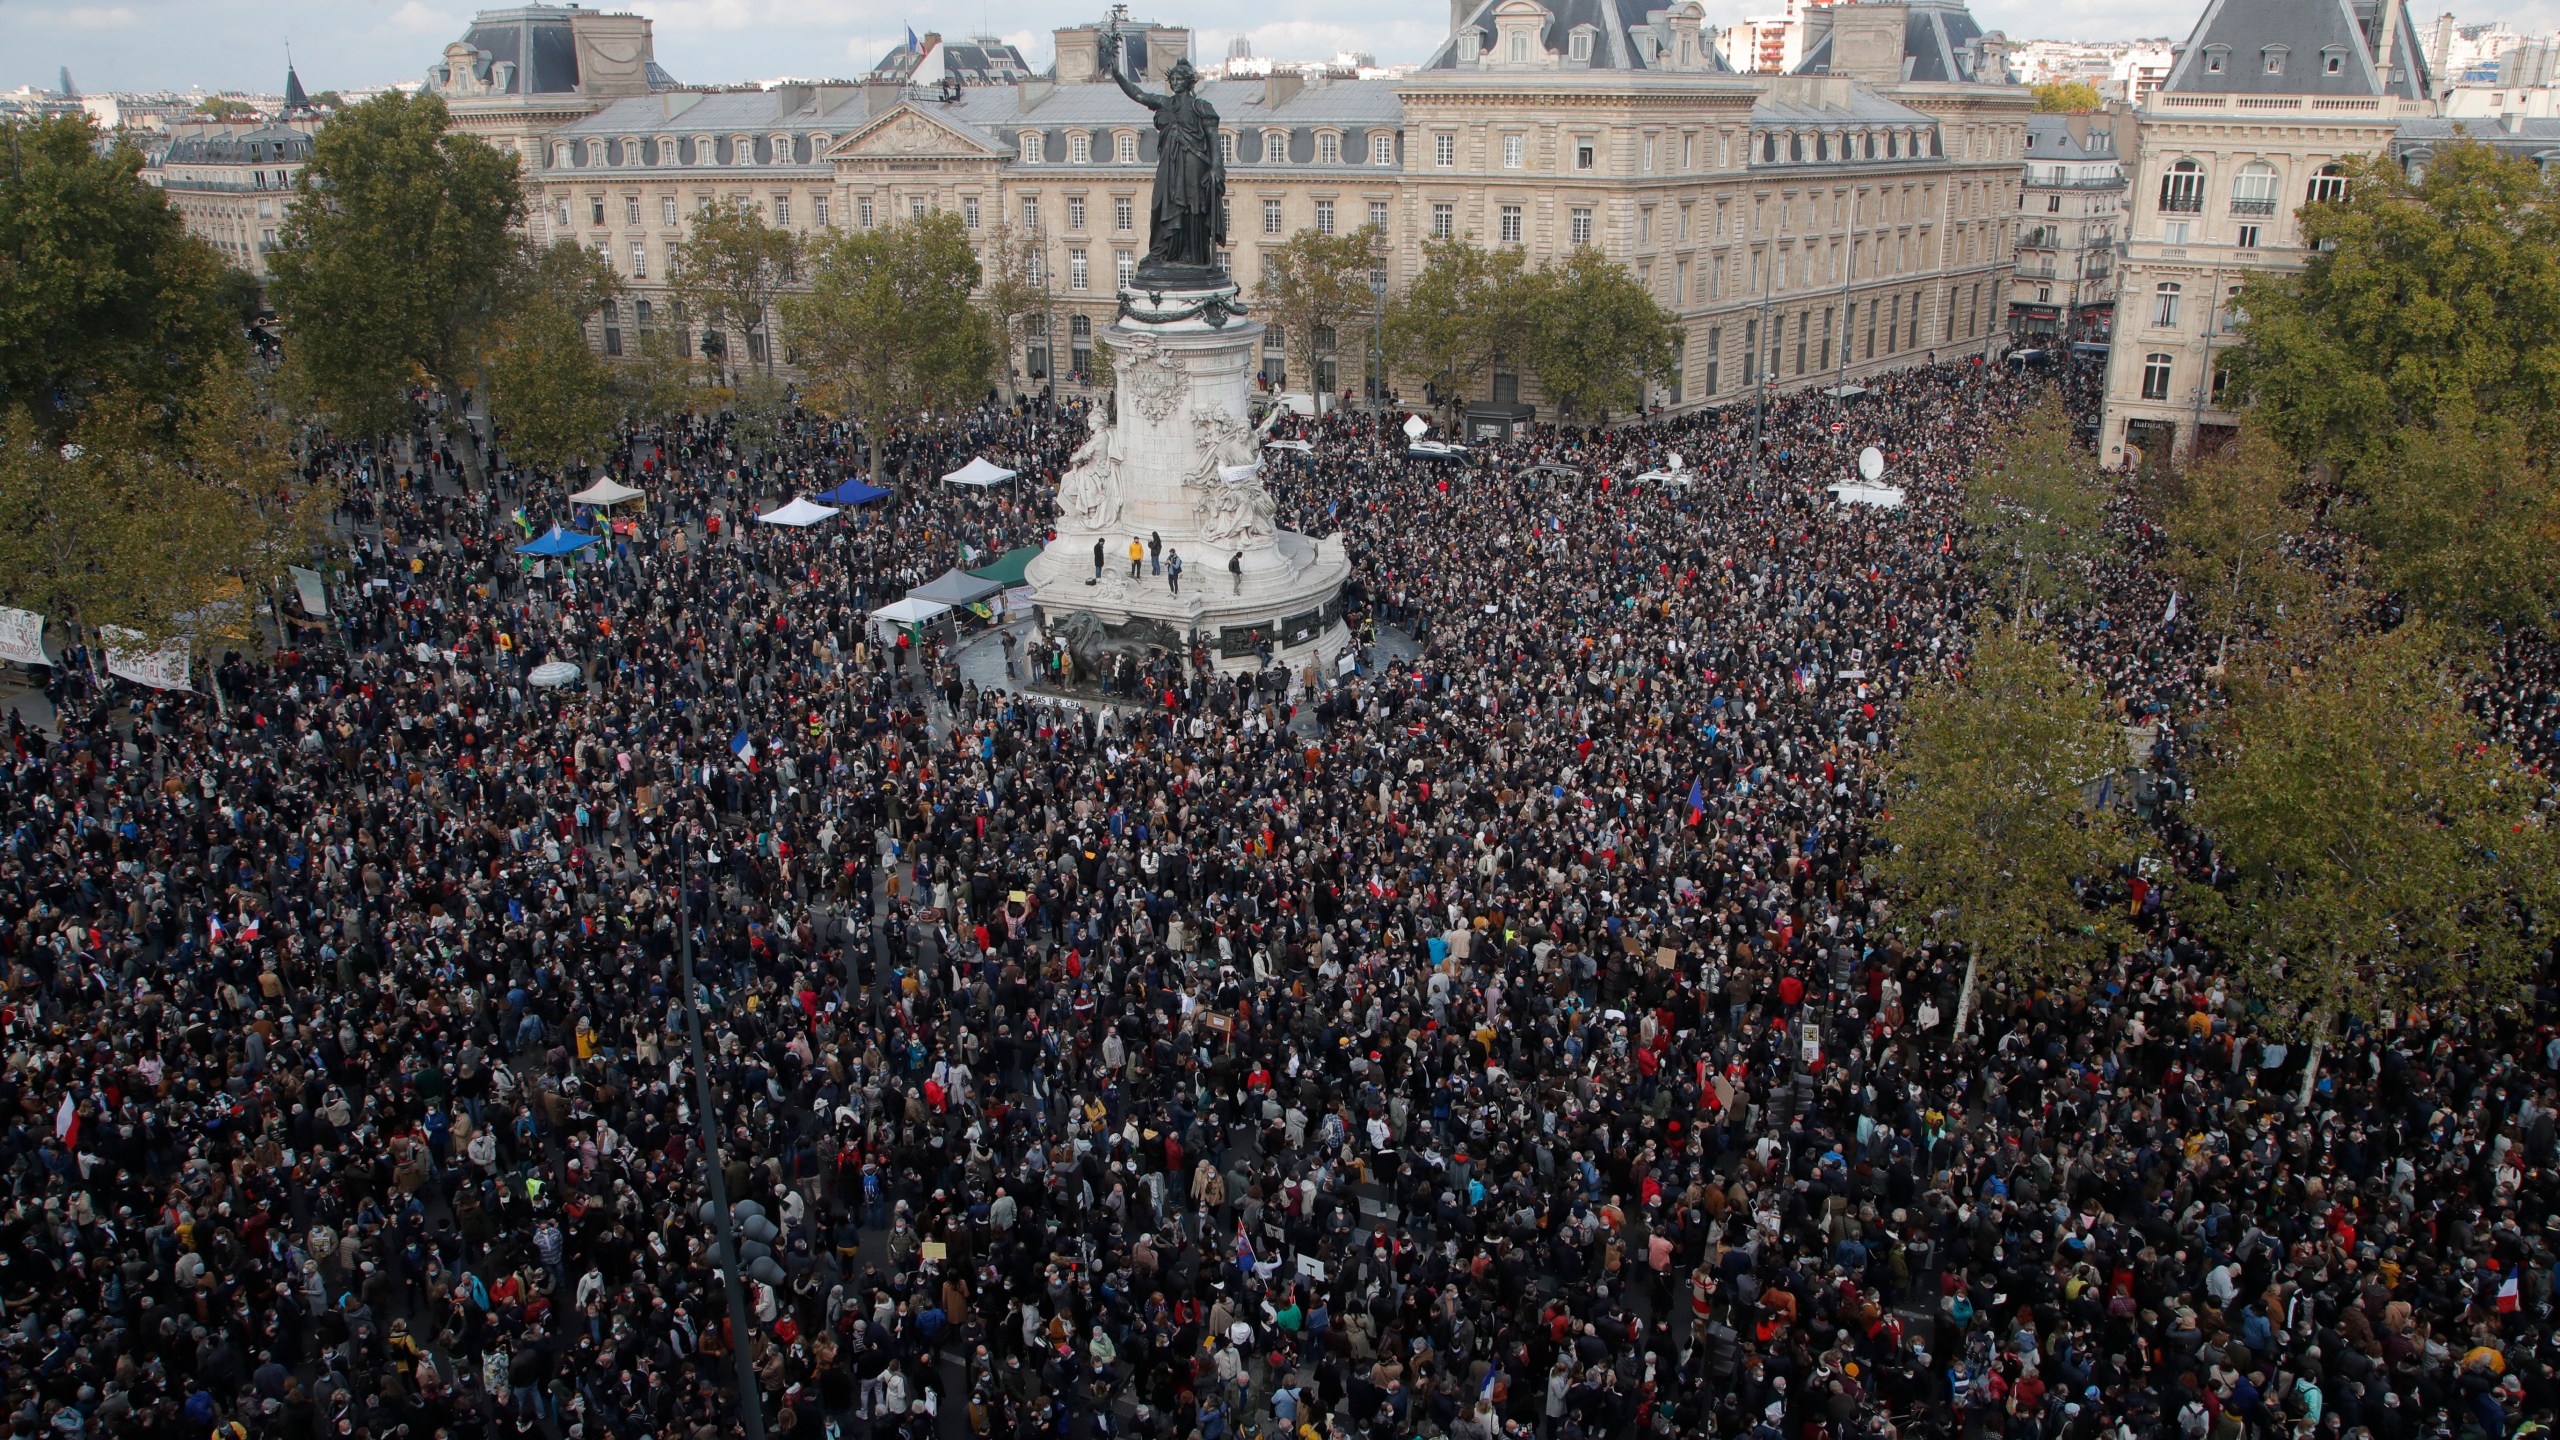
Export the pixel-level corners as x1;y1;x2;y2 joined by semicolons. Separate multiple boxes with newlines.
1099;26;1227;280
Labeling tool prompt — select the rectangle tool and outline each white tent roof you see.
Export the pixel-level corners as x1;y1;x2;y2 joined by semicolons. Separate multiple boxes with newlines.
568;478;644;505
941;457;1017;487
756;497;841;527
870;597;952;625
1827;482;1907;509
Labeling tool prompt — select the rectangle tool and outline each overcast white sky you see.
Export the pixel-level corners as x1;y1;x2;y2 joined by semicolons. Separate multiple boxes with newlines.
0;0;2538;96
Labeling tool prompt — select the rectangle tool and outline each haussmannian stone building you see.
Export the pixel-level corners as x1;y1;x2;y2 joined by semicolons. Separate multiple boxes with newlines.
2098;0;2433;469
465;0;2032;421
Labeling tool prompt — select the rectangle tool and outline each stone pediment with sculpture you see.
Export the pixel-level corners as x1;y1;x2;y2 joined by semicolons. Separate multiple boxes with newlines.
826;106;1005;164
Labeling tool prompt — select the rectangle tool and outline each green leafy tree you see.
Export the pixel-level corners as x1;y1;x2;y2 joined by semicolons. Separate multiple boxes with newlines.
975;222;1050;399
616;327;699;422
2032;81;2102;112
194;97;259;121
1522;248;1678;423
0;115;237;428
482;239;625;474
268;90;523;445
2345;414;2560;635
2149;426;2317;666
1875;631;2139;1029
2222;140;2560;479
0;357;327;650
1966;390;2116;619
2189;620;2560;1098
1254;225;1382;415
671;199;802;385
1383;236;1532;414
783;211;998;480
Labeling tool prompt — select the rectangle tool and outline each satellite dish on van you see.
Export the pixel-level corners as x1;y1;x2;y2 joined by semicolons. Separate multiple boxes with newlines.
1857;446;1885;482
1403;414;1429;442
1666;452;1684;471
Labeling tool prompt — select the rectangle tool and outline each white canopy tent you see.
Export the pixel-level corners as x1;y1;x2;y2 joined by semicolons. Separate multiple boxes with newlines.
568;478;645;506
869;596;952;626
940;457;1017;488
756;497;841;527
1827;482;1907;509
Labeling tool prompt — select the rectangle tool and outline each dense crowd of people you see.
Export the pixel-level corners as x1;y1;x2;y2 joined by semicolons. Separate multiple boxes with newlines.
3;351;2556;1440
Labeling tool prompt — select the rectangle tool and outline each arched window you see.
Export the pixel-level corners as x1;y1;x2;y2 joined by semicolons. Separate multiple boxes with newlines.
2231;161;2279;214
2305;162;2349;205
2141;352;2174;400
1761;131;1776;163
1886;131;1899;158
1318;132;1341;165
1068;132;1091;163
1508;32;1528;63
2160;158;2205;213
1790;133;1804;163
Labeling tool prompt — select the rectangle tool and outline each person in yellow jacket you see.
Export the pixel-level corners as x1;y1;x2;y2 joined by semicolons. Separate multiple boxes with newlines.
1128;537;1145;577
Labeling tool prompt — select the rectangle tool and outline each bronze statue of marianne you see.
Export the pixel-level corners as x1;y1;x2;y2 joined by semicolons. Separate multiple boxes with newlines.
1099;27;1227;278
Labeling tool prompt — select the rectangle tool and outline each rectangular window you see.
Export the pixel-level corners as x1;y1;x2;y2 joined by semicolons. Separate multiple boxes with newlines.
1503;134;1525;169
1569;207;1593;246
2153;285;2181;327
1027;251;1044;286
1114;196;1134;231
773;195;790;226
1865;301;1878;359
1435;133;1455;167
1431;202;1455;239
1021;132;1042;164
1499;205;1523;244
1220;131;1237;165
1068;196;1087;230
1643;134;1656;172
1743;319;1758;386
630;240;647;279
1372;133;1396;166
1369;200;1389;232
1117;133;1138;163
1794;315;1807;374
1069;133;1091;164
557;200;572;229
1318;133;1341;165
909;197;926;220
2163;219;2191;245
1704;326;1720;395
1882;297;1898;352
963;195;980;228
1907;296;1919;349
814;195;830;227
662;196;679;225
1264;198;1284;236
2142;352;2173;399
1070;251;1089;291
2236;223;2259;249
1315;200;1335;235
1117;251;1135;286
591;197;606;226
1022;197;1040;230
1638;207;1653;245
1819;307;1832;371
1575;140;1596;171
626;196;641;225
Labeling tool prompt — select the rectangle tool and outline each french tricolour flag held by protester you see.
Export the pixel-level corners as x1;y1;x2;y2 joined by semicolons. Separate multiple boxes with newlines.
1687;778;1705;826
54;1093;77;1151
731;726;756;765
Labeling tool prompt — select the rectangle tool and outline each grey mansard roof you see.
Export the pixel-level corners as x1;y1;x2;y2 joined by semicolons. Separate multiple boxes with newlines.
1421;0;1734;72
1794;0;1993;83
2158;0;2430;100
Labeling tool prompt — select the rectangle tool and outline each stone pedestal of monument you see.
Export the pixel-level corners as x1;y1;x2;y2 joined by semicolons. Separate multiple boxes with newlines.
1025;272;1351;673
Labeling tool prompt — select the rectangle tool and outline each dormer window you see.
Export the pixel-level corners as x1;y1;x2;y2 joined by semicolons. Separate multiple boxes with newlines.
1116;132;1137;163
1069;132;1091;163
623;138;642;165
1021;131;1043;163
2204;45;2228;73
657;138;676;164
2323;46;2346;73
1459;31;1482;63
1568;27;1594;61
771;134;793;163
554;143;571;168
1265;129;1289;163
1317;132;1341;164
2262;46;2287;75
732;136;754;163
1509;33;1529;63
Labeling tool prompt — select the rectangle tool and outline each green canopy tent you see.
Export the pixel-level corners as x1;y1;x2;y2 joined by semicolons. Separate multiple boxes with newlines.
968;545;1042;588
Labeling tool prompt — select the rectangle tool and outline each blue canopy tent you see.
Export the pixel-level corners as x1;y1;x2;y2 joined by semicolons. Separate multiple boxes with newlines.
816;479;891;506
515;525;602;557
